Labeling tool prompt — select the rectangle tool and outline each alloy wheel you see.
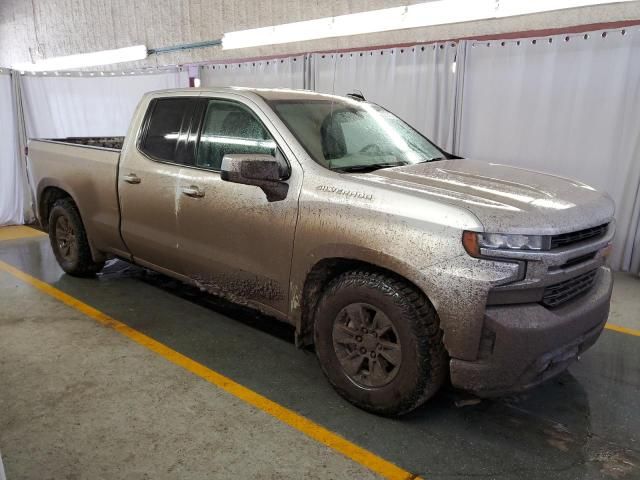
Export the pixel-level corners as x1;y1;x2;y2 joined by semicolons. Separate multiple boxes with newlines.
332;302;402;388
55;214;77;261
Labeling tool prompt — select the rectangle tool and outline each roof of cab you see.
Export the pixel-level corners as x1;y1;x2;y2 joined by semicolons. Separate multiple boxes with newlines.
146;86;350;102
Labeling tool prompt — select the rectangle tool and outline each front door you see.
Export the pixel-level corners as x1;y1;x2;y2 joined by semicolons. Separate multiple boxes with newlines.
176;96;301;317
119;95;201;273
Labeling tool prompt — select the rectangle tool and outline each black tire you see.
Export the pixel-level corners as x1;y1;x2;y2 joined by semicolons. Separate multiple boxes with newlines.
48;198;104;276
314;270;447;416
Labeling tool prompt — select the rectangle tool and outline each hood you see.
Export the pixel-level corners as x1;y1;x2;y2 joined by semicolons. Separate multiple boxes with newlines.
358;159;615;235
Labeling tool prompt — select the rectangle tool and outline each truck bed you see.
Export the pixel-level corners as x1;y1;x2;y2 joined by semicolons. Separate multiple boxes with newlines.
27;138;128;258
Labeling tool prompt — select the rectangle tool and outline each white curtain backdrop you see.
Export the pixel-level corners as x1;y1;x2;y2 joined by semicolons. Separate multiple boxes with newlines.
200;55;305;89
21;70;189;138
457;28;640;273
312;43;459;151
0;71;29;225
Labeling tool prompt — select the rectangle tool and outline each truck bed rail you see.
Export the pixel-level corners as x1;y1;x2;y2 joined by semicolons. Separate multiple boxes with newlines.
37;137;125;150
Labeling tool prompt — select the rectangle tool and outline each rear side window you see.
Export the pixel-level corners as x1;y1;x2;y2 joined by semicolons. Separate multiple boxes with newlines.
195;100;277;170
140;98;196;163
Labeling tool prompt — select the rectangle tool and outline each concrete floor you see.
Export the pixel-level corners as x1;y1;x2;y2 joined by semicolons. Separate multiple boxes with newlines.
608;272;640;330
1;230;639;479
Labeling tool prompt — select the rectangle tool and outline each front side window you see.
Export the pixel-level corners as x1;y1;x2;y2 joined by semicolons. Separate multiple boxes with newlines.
196;100;277;170
267;97;444;172
140;98;196;163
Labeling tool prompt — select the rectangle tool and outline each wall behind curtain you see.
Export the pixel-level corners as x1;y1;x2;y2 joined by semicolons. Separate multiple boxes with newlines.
200;55;305;89
312;43;459;151
457;28;640;272
0;72;27;225
21;70;189;138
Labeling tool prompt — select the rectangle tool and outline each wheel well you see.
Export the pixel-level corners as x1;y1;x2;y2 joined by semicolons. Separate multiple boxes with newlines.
39;187;72;231
298;258;426;346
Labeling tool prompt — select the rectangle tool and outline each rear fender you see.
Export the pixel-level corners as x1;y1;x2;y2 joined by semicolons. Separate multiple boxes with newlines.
37;179;106;263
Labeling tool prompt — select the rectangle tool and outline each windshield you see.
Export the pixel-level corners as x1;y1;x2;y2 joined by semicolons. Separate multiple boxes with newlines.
267;97;445;172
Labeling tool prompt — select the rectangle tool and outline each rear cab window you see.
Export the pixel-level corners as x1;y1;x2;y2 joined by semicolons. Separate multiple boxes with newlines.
139;97;201;165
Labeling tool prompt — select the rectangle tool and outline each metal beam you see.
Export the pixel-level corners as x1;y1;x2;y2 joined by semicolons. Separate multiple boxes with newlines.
148;40;222;55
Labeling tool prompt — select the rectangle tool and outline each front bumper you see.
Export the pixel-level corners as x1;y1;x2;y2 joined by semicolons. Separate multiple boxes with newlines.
449;266;613;396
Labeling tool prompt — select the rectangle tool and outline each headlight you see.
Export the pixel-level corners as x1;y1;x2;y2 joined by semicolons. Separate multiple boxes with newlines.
462;231;547;257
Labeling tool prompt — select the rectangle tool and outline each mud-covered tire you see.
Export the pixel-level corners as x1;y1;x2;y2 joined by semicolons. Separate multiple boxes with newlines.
314;270;447;416
48;198;104;276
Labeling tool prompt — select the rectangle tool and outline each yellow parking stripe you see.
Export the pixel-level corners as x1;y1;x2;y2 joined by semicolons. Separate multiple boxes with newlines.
0;259;420;480
605;323;640;337
0;226;46;242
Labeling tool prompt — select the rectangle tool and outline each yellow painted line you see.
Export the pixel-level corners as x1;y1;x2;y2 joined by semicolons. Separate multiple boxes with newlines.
0;259;420;480
0;226;46;242
605;323;640;337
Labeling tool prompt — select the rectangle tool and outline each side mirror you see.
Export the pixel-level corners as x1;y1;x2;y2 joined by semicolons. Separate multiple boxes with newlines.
220;153;290;202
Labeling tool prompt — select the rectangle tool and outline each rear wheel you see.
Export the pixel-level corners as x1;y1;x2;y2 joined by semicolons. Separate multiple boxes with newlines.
314;270;447;416
48;198;104;276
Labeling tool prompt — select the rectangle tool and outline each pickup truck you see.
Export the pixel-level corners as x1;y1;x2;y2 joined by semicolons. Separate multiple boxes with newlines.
27;87;615;416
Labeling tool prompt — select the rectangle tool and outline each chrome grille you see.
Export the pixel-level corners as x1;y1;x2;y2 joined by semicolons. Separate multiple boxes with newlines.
550;223;608;249
542;270;598;308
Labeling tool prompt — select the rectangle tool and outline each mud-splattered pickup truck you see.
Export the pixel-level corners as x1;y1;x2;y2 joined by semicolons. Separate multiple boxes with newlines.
27;87;615;415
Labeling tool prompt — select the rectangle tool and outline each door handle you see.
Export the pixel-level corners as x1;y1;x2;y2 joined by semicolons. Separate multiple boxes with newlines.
123;173;141;184
181;185;205;198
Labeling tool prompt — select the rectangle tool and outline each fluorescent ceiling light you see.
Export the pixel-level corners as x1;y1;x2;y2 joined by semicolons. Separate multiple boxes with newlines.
12;45;147;72
222;0;634;49
496;0;633;16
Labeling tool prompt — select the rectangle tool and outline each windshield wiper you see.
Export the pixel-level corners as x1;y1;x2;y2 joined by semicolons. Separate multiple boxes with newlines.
334;163;406;173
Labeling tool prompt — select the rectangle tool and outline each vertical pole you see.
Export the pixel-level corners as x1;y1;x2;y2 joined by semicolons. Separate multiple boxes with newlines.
187;65;200;87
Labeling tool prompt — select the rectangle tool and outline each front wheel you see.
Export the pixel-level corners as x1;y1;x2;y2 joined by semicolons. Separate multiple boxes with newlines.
314;271;447;416
48;198;104;276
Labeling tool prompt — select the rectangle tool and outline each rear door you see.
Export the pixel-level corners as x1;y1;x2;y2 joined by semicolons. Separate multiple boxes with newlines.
119;94;201;273
176;95;302;317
